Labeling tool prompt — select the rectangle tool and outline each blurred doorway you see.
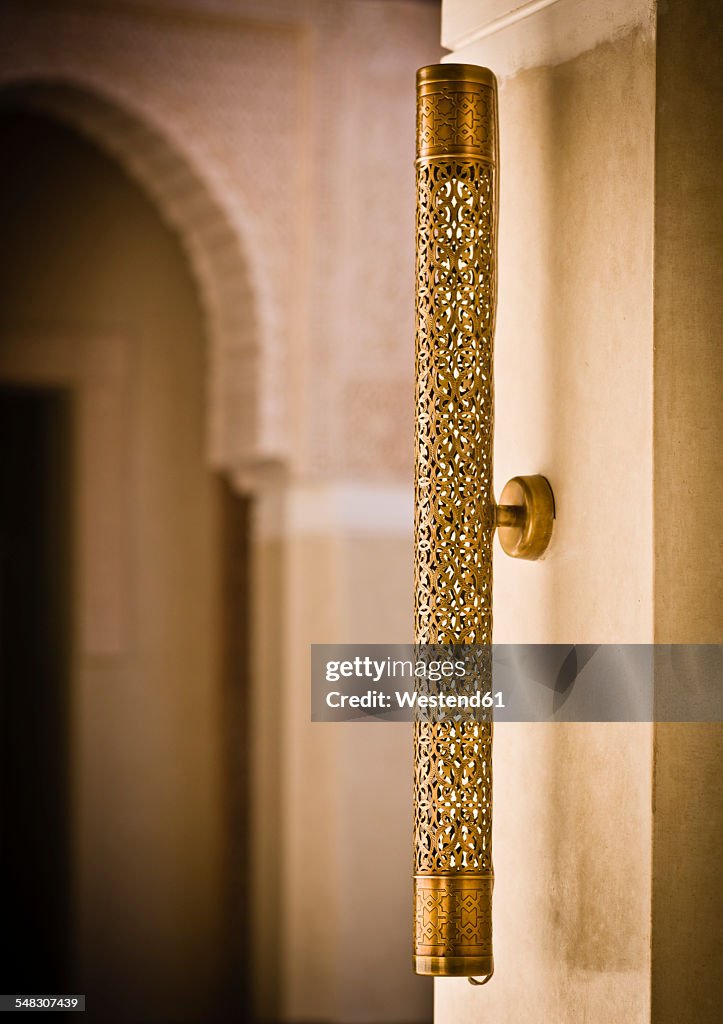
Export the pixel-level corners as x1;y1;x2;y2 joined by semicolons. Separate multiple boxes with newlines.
0;109;249;1021
0;386;72;992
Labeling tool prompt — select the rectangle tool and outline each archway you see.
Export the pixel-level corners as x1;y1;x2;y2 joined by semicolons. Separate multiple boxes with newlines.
0;75;279;475
0;103;251;1022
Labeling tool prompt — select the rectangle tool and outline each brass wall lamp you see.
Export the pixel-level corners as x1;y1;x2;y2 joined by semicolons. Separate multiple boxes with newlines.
413;64;554;983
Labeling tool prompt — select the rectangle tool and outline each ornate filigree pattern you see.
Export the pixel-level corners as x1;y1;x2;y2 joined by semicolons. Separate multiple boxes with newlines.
414;719;492;873
414;159;495;646
413;66;498;976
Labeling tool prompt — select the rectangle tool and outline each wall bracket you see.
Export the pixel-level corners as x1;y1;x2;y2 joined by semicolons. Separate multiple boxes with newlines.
496;474;555;560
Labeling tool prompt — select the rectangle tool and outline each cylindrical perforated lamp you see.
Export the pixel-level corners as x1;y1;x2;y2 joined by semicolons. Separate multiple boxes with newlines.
413;62;555;982
413;63;499;981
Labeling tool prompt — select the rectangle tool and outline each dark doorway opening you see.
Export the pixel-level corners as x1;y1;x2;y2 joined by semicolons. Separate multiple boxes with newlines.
0;107;253;1021
0;385;73;993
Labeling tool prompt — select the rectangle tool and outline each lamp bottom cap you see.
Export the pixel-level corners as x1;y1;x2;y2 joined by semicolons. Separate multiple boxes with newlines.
413;955;494;978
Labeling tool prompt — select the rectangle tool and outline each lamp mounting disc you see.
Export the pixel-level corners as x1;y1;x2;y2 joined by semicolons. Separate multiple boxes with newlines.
496;475;555;560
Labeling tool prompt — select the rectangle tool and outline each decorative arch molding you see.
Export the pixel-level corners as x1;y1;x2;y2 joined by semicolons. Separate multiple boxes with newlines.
0;74;284;482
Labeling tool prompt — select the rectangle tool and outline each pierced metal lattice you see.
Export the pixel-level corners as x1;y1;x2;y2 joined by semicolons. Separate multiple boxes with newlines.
413;65;498;978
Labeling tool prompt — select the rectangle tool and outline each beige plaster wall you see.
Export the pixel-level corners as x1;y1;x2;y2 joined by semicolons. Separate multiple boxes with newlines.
438;1;723;1022
653;0;723;640
435;17;657;1024
251;484;431;1022
651;2;723;1020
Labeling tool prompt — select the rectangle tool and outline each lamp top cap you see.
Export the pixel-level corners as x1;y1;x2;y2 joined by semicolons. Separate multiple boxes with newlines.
417;64;497;89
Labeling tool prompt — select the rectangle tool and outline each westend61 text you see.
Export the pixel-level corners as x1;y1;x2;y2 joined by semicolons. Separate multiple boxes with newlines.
325;690;505;709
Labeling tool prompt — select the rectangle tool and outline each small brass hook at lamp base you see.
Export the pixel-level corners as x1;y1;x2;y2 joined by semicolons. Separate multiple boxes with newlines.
495;474;555;560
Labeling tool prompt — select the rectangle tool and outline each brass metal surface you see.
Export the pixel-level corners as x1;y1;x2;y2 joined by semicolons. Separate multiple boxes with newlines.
497;475;555;560
416;64;497;162
414;63;498;979
494;504;525;529
414;874;493;976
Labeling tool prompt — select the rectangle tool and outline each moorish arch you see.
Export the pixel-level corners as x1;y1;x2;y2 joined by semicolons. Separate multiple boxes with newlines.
0;74;283;481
